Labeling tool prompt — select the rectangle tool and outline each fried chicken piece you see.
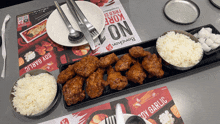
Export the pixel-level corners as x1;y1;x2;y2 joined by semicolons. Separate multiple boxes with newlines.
74;55;99;77
142;53;164;78
126;62;147;84
129;46;151;58
99;53;119;68
107;66;128;90
86;68;107;98
115;54;136;71
57;64;75;84
62;75;85;106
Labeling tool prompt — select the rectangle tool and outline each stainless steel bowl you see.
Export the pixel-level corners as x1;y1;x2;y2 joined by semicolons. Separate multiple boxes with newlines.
156;30;203;71
9;69;59;118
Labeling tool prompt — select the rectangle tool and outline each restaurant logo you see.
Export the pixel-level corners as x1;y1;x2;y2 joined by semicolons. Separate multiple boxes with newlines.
60;118;69;124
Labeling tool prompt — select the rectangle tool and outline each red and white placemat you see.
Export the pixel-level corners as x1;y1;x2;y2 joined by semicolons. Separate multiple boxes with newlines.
39;86;184;124
16;0;142;76
92;0;142;53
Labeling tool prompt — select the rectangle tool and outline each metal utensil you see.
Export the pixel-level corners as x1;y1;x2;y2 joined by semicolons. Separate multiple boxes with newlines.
54;1;84;43
116;103;125;124
105;116;117;124
66;0;96;50
69;0;99;37
1;14;11;78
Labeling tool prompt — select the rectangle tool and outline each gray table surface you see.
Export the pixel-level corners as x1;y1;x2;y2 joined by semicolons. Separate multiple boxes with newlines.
0;0;220;124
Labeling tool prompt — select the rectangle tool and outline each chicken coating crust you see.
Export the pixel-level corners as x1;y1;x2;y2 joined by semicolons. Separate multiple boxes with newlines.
62;75;85;106
115;54;136;72
86;68;107;98
142;53;164;78
107;66;128;90
74;55;99;77
99;53;119;68
57;64;75;84
129;46;151;58
126;62;147;84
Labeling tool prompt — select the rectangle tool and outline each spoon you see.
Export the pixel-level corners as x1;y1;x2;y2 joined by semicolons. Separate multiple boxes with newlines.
54;1;84;43
125;115;146;124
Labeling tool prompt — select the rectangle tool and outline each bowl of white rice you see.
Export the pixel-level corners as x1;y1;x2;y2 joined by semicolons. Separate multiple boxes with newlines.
10;69;58;117
156;30;203;71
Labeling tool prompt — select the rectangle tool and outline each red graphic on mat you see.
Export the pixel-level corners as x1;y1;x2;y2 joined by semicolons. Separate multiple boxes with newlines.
60;54;68;64
18;34;49;54
65;86;184;124
72;103;112;124
127;87;173;119
104;0;115;7
20;19;47;43
18;57;25;67
39;87;184;124
106;44;113;51
60;118;69;124
35;40;54;55
17;14;32;32
35;45;46;55
18;51;58;76
72;45;90;56
90;0;109;7
17;37;27;47
89;114;108;124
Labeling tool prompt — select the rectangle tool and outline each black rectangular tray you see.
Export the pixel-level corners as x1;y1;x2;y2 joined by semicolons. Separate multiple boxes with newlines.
59;24;220;111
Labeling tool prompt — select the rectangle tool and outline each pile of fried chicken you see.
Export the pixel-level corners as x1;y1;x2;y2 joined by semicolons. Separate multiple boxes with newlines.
57;46;164;106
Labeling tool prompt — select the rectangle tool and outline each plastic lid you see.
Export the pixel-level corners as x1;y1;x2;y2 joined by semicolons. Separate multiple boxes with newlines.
163;0;200;24
210;0;220;9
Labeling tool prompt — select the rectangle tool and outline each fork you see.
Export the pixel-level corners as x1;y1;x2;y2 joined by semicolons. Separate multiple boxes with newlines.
68;0;99;37
105;116;117;124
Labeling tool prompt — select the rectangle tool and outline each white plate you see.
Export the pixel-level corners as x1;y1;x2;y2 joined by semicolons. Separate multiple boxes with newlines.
99;114;152;124
46;1;105;47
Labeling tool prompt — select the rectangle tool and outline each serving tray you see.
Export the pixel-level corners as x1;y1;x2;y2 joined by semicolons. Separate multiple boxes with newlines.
59;24;220;111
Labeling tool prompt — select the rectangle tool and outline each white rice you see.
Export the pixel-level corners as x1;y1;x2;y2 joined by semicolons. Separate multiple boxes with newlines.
12;73;57;116
156;31;203;67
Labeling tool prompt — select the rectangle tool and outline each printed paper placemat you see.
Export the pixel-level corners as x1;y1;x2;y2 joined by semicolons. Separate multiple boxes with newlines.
40;86;184;124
